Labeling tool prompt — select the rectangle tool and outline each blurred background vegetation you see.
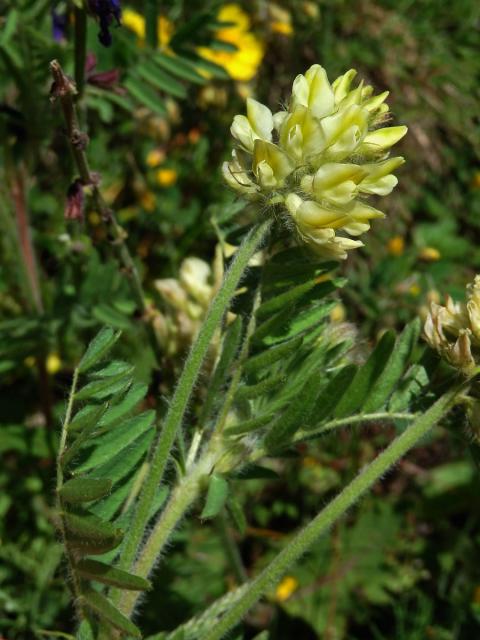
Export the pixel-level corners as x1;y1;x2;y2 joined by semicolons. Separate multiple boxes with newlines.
1;1;480;638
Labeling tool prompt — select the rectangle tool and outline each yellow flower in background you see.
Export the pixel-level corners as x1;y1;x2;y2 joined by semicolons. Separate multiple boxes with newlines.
197;4;264;82
122;8;173;47
275;576;299;602
123;5;263;82
46;354;62;375
122;8;146;40
268;4;293;37
140;190;156;211
158;15;174;47
330;302;346;323
419;246;441;262
156;168;178;187
25;353;62;374
271;21;293;36
302;2;320;19
387;235;405;256
146;148;166;168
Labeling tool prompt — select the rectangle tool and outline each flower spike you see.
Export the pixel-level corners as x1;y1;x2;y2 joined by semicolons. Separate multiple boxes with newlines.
223;64;407;259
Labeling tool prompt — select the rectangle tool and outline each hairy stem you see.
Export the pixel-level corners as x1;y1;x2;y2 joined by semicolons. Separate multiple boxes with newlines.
249;411;417;462
119;451;216;615
49;60;163;365
115;219;272;595
200;384;463;640
56;369;84;618
294;411;417;443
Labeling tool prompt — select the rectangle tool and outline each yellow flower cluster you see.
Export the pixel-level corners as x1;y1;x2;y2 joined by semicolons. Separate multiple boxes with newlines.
223;65;407;259
198;4;264;82
424;275;480;373
123;4;263;82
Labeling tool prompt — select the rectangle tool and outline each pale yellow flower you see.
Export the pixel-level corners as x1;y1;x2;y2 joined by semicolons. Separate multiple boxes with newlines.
423;275;480;373
154;246;227;357
146;149;166;168
302;2;319;18
223;64;407;259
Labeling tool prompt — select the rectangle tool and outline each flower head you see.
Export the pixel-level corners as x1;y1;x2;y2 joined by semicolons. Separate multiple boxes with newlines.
423;275;480;373
223;64;407;259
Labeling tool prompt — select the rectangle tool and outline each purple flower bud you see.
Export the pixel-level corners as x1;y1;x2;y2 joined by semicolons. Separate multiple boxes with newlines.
85;53;121;90
51;5;68;42
88;0;122;47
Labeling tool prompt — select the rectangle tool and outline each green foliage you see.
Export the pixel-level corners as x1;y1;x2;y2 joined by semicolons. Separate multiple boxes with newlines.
201;474;229;520
219;249;426;464
55;328;154;638
1;1;480;639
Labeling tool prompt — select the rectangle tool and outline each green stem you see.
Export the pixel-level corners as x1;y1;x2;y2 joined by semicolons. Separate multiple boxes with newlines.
294;411;417;443
249;412;417;462
49;60;163;365
145;0;159;48
74;7;87;100
119;451;216;615
56;369;84;619
199;384;463;640
116;219;272;586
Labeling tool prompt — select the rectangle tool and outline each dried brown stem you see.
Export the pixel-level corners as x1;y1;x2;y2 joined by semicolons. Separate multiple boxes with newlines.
50;60;163;365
